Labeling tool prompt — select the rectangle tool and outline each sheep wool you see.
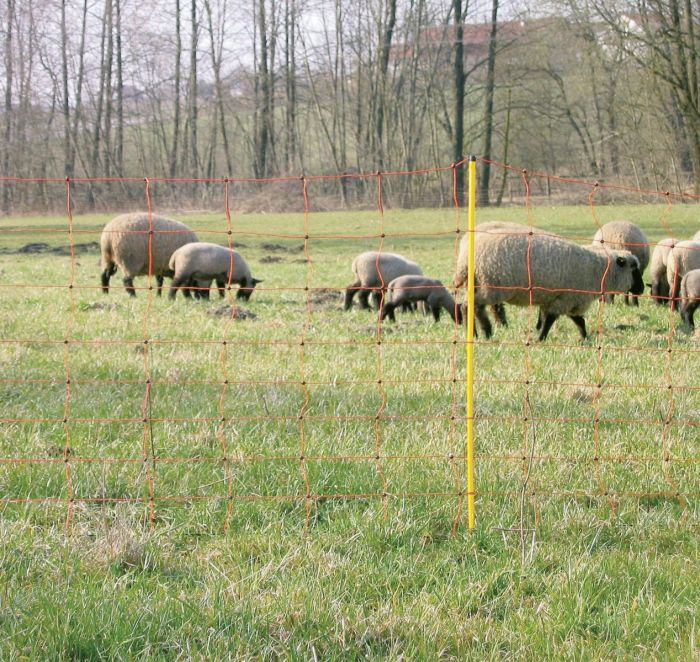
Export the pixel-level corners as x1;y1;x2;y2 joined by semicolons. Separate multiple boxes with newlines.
344;251;422;310
472;228;644;341
168;242;261;301
666;241;700;304
381;275;461;324
649;237;677;304
100;212;199;297
591;220;650;305
679;269;700;329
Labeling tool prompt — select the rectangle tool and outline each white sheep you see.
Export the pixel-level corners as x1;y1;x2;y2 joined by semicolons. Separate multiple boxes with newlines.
381;275;462;324
648;238;678;305
679;269;700;330
100;212;198;296
344;251;423;311
471;228;644;341
591;220;650;306
666;240;700;306
168;242;262;300
454;221;557;330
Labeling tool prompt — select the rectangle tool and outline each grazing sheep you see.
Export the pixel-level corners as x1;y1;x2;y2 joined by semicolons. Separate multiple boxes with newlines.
471;229;644;341
591;220;650;305
381;275;462;324
100;212;198;296
679;269;700;329
344;251;422;311
168;242;262;300
666;241;700;306
454;221;559;331
648;238;677;305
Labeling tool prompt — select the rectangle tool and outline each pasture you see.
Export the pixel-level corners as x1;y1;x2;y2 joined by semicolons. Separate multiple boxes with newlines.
0;200;699;658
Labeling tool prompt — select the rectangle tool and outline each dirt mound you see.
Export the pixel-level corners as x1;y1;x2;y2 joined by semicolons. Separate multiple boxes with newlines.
206;305;257;320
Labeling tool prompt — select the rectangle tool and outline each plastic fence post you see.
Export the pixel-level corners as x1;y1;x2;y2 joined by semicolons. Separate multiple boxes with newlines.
467;156;477;530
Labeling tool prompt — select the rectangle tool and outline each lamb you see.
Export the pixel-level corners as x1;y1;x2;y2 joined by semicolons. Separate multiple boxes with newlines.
471;229;644;341
648;238;677;305
666;241;700;306
100;212;198;296
591;220;650;305
168;242;262;300
380;275;462;324
344;251;423;311
679;269;700;329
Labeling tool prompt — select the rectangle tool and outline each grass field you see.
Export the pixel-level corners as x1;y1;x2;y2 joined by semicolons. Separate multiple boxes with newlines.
0;196;699;659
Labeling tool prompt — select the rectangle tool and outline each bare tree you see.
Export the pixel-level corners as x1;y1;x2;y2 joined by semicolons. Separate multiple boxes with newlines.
478;0;499;205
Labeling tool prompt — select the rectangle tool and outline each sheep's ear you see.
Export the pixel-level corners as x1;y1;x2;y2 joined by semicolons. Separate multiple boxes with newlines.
616;256;627;267
252;277;264;285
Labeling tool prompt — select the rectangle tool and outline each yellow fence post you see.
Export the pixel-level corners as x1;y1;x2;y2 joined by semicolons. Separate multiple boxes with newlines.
467;156;477;529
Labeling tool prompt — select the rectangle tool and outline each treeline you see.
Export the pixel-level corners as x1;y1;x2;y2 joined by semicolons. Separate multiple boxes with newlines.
0;0;698;212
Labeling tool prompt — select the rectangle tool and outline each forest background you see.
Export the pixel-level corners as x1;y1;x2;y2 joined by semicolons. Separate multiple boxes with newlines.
0;0;698;211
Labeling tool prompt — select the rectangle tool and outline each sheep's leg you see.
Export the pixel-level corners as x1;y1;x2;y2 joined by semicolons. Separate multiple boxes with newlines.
123;276;136;297
682;300;698;329
380;302;396;322
156;274;164;297
101;263;117;293
370;289;383;311
216;277;225;299
569;315;587;340
431;305;441;322
168;274;187;300
537;313;558;341
491;303;507;326
535;308;544;331
400;301;415;313
344;281;362;310
474;305;493;339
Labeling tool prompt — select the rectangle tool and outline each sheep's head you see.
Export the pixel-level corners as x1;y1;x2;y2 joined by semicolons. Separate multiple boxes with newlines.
236;277;263;300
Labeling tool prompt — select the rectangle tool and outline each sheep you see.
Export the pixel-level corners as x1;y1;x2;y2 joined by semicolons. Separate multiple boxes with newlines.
666;241;700;307
100;212;198;296
168;242;262;300
470;229;644;341
454;221;559;330
679;269;700;330
344;251;423;311
591;220;650;306
648;238;677;305
380;275;462;324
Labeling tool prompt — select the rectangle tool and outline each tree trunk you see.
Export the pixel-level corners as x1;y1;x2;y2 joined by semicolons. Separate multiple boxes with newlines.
478;0;498;206
284;0;297;173
204;0;232;176
453;0;465;204
103;0;114;177
375;0;397;171
170;0;182;178
115;0;124;176
188;0;199;177
69;0;89;179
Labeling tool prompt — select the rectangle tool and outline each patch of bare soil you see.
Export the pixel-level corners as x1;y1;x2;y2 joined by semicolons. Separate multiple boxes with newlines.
1;241;100;255
260;242;304;253
206;305;257;320
310;288;341;307
260;255;283;263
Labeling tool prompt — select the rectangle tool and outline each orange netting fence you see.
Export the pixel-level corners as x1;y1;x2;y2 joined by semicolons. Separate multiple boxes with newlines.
0;159;698;532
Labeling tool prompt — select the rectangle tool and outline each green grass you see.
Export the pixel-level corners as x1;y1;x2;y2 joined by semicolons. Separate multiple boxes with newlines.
0;201;699;658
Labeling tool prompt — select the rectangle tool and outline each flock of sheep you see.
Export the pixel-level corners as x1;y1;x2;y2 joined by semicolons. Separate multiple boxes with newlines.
99;212;700;340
